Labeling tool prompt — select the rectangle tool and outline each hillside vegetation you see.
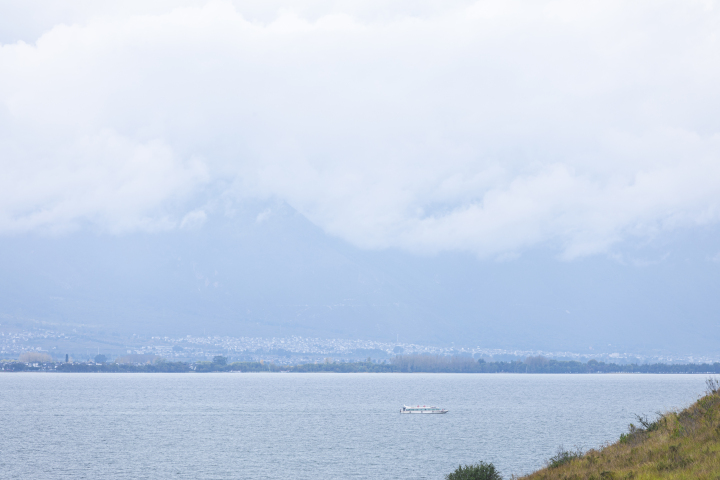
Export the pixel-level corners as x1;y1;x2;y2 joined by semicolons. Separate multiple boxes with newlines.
521;379;720;480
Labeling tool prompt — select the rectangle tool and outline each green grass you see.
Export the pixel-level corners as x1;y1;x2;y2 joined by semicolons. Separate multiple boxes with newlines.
521;379;720;480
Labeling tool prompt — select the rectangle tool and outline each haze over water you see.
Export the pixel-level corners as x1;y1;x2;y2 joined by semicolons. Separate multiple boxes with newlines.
0;373;708;479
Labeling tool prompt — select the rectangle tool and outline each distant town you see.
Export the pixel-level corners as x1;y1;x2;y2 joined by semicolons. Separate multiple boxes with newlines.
1;322;717;366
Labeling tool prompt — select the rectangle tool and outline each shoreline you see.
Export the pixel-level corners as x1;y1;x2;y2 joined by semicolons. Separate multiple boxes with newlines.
3;357;720;374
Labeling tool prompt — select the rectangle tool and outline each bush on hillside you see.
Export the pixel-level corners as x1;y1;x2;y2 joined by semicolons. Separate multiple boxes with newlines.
547;446;583;468
706;376;719;395
446;462;502;480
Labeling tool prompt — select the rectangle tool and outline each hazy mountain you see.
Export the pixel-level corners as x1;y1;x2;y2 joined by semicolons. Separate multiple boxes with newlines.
1;200;718;357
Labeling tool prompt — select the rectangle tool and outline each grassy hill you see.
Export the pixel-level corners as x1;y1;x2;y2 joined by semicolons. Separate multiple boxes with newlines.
521;379;720;480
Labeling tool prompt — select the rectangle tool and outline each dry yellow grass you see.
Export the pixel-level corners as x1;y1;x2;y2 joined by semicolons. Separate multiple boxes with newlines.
521;380;720;480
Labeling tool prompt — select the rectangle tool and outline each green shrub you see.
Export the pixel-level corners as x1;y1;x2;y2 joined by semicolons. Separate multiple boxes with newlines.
706;377;720;395
445;461;501;480
547;446;583;468
635;414;662;432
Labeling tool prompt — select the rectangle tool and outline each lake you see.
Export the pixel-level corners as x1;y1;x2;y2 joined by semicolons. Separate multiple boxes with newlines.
0;373;709;479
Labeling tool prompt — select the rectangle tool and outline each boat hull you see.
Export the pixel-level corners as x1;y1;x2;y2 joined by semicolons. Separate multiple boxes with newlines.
400;405;448;414
400;410;448;414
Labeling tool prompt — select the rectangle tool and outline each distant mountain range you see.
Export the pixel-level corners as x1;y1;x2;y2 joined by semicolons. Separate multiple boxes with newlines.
1;200;719;357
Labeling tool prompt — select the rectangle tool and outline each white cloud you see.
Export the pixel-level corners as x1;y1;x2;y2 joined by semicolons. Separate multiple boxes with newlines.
255;208;273;223
180;209;207;229
0;0;719;257
0;126;207;233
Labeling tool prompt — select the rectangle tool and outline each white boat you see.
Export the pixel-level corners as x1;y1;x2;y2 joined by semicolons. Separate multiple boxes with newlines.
400;405;448;414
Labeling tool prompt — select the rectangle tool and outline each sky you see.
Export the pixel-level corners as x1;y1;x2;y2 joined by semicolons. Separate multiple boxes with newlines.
1;1;719;356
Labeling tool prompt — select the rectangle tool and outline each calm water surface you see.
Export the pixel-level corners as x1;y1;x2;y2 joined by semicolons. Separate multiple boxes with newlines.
0;373;709;479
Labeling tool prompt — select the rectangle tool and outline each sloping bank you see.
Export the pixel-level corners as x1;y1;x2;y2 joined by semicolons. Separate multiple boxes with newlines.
517;379;720;480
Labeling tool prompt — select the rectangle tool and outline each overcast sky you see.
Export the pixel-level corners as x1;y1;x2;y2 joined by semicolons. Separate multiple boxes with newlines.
2;0;719;260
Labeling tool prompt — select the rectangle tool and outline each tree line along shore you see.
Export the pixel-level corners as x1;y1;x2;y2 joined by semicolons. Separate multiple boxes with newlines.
2;354;720;374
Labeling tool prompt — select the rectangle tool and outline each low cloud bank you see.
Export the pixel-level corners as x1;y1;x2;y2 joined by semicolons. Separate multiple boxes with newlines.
1;0;719;258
